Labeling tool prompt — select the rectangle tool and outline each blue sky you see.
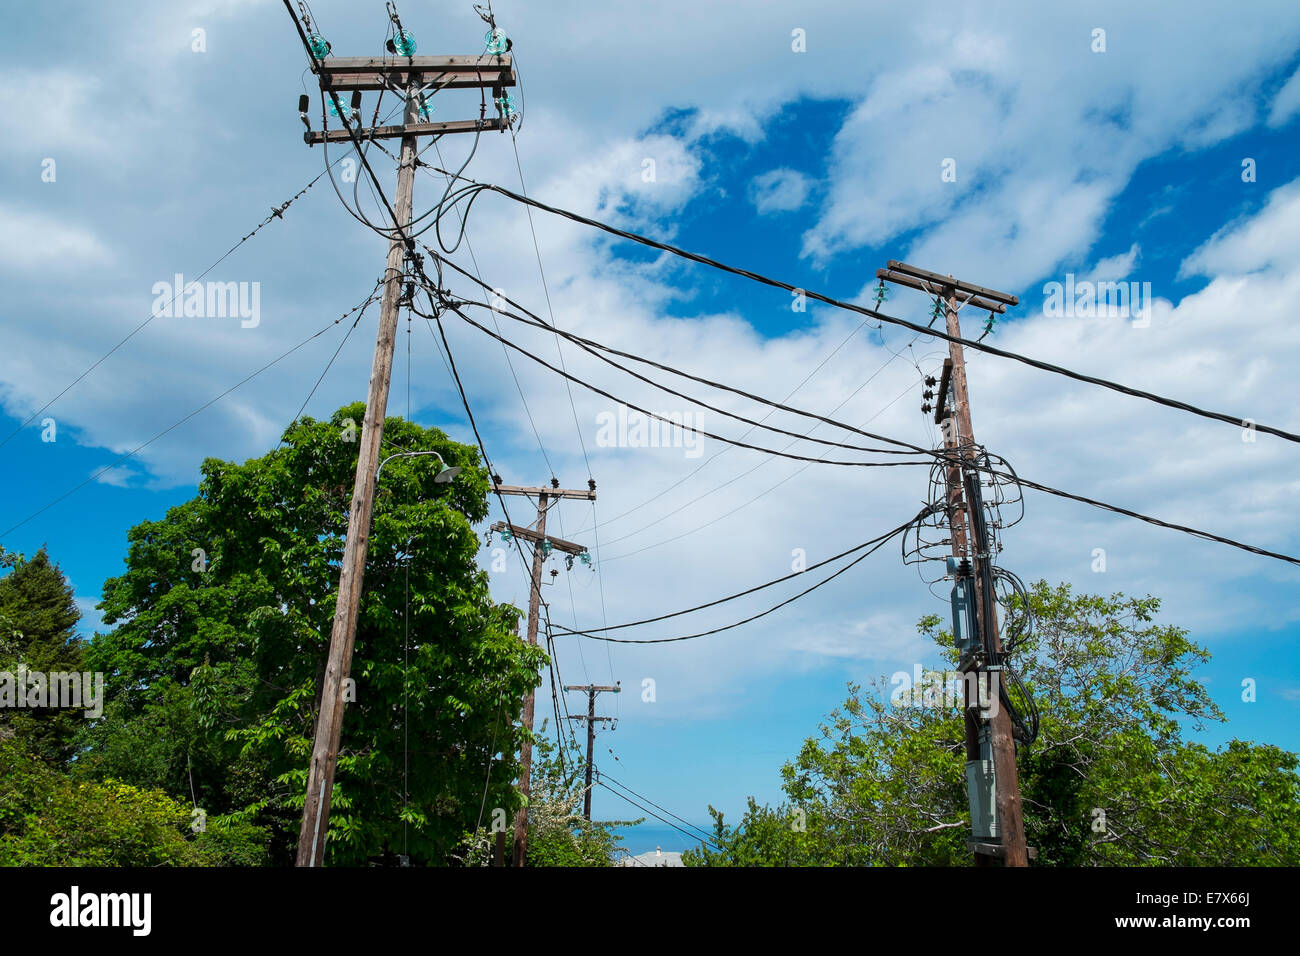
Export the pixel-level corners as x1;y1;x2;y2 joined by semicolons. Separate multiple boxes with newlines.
3;1;1300;844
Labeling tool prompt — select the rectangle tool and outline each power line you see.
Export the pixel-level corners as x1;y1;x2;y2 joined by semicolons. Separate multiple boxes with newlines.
277;277;386;450
593;778;718;851
423;299;930;471
432;252;926;458
430;170;1300;447
0;163;340;452
425;263;1300;568
457;297;921;459
554;513;929;636
597;771;715;845
427;142;555;478
599;365;924;559
554;511;927;644
1;284;384;538
509;133;592;479
578;316;913;537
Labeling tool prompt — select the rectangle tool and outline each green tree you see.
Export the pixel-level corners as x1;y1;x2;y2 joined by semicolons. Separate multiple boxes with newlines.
454;725;631;866
0;546;85;763
82;403;544;865
687;582;1300;866
0;733;262;866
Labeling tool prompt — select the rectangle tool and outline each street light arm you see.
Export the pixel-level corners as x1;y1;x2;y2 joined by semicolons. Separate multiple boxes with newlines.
376;449;453;483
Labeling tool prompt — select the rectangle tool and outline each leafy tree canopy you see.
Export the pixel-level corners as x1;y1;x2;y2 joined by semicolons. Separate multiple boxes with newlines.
80;403;544;865
687;582;1300;867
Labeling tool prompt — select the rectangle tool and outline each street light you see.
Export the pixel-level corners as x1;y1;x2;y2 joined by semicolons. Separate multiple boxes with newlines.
376;450;462;484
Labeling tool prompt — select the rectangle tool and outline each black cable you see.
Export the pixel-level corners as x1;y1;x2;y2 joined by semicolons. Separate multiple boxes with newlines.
552;511;933;636
454;297;921;459
593;779;719;850
429;170;1300;447
0;163;338;452
597;771;715;844
1;286;382;538
433;252;928;458
277;277;385;450
576;314;890;535
509;133;593;480
417;288;562;647
554;510;927;644
601;375;921;562
426;142;554;479
998;471;1298;566
429;260;1300;568
424;300;930;471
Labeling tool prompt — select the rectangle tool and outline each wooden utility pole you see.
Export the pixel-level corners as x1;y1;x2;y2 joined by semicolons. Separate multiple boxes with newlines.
564;683;620;820
294;36;515;867
878;261;1030;867
490;479;595;866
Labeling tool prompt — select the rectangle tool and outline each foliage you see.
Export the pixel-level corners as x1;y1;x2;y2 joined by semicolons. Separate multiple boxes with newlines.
81;404;544;865
0;547;85;763
0;734;262;866
686;581;1300;866
455;724;630;866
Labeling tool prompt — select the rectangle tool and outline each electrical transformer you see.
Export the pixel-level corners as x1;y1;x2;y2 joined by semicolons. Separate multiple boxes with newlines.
966;759;998;839
948;557;979;654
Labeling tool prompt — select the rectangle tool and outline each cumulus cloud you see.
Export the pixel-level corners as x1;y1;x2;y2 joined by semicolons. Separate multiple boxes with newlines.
1267;64;1300;127
0;206;111;272
1085;244;1140;282
1180;180;1300;279
749;168;812;215
5;0;1300;738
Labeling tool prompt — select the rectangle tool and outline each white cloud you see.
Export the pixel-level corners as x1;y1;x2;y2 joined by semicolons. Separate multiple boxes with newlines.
0;206;111;271
92;465;140;488
5;0;1300;739
1267;64;1300;127
0;71;111;158
1085;243;1140;282
1180;180;1300;279
749;168;811;215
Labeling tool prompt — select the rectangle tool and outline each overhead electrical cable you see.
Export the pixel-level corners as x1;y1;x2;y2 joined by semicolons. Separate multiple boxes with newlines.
597;771;715;845
553;509;931;644
428;170;1300;447
424;265;1300;568
421;300;929;471
0;162;342;453
2;284;385;538
552;511;934;636
453;297;921;459
592;777;719;850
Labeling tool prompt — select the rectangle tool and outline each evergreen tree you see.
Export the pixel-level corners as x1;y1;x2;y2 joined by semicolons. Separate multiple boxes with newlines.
0;546;85;764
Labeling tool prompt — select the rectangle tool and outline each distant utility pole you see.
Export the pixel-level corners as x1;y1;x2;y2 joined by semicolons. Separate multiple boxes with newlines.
564;683;620;820
877;260;1030;867
292;11;516;867
490;478;595;866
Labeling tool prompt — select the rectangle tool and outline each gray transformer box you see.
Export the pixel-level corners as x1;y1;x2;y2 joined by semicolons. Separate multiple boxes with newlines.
951;577;979;655
966;759;998;838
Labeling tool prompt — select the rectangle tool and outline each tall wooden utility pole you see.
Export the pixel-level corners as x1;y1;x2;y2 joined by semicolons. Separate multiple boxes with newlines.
564;683;620;820
490;479;595;866
293;32;515;866
877;261;1030;867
